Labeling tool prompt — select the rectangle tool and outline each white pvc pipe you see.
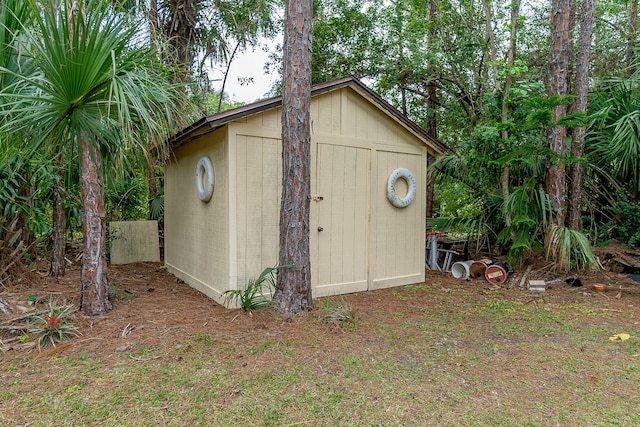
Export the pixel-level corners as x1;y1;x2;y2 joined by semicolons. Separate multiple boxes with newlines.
451;260;474;280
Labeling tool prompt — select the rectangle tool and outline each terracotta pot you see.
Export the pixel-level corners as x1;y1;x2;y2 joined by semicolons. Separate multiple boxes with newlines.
485;262;508;284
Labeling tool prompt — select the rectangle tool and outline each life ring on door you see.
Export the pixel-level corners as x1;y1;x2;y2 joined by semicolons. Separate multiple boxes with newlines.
195;156;214;202
386;168;416;208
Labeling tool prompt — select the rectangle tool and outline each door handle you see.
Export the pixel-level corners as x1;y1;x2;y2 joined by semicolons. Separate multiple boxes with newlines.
317;226;324;232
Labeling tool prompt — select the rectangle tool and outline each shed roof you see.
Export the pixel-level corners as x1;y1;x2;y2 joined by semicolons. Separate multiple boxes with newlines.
170;76;448;154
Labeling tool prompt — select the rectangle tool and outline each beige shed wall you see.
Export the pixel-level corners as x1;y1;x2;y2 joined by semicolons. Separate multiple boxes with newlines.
165;129;229;304
310;88;427;293
232;127;282;290
166;85;427;304
371;150;426;289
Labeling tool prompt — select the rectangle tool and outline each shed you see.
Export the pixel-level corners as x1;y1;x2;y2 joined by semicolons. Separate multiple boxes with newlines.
165;76;447;306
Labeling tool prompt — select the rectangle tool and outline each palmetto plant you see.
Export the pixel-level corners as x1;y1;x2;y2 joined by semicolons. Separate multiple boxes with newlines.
497;178;552;267
0;0;189;315
545;224;600;272
319;297;358;331
223;266;282;311
588;81;640;196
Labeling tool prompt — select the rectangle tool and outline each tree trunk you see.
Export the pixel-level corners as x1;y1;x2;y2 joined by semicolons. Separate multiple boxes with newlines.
568;0;594;231
276;0;313;314
425;155;435;219
546;0;572;227
501;0;521;132
499;0;521;228
425;0;438;220
80;132;111;316
481;0;499;91
165;0;200;83
627;0;638;78
49;168;66;277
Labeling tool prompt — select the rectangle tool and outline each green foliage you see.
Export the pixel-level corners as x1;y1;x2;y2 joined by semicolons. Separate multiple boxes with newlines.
587;81;640;196
0;0;194;285
311;0;382;83
28;302;80;349
318;297;358;331
497;178;552;266
601;191;640;247
148;193;164;222
223;266;280;311
545;224;600;272
0;142;55;250
432;181;483;218
109;287;136;303
105;174;149;221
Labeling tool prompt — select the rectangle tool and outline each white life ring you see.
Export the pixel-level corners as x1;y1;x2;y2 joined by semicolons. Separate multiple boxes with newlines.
195;156;214;202
387;168;416;208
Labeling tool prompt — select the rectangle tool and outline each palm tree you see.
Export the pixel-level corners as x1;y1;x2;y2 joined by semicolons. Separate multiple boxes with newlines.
0;0;188;316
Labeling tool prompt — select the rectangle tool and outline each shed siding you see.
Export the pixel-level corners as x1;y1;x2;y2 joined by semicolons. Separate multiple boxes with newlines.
313;143;370;297
165;129;229;303
234;132;282;289
371;150;426;289
166;83;430;305
244;107;281;130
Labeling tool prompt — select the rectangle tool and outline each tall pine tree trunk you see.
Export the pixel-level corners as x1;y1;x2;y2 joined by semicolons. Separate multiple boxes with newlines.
546;0;572;227
425;0;438;220
276;0;313;314
499;0;521;228
80;132;111;316
568;0;594;231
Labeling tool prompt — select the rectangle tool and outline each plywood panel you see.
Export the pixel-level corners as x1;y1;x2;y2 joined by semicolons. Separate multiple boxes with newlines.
314;91;342;136
109;221;160;264
314;143;370;297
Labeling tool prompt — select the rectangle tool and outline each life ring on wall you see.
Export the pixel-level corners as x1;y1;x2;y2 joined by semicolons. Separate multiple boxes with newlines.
386;168;416;208
195;156;214;203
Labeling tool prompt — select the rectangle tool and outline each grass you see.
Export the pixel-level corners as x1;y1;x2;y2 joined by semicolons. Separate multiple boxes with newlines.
1;282;639;426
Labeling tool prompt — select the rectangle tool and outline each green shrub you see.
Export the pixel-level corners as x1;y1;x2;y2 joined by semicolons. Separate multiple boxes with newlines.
603;192;640;247
28;301;80;348
223;266;281;311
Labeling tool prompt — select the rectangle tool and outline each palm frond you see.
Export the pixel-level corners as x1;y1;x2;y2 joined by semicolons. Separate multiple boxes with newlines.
545;224;600;272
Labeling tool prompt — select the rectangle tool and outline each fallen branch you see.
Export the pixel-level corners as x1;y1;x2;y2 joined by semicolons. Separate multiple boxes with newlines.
121;323;135;339
129;354;162;362
0;324;30;331
0;299;12;314
1;309;48;325
0;335;24;344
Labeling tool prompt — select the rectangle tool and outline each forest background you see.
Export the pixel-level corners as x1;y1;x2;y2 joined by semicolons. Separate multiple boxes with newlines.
1;0;639;305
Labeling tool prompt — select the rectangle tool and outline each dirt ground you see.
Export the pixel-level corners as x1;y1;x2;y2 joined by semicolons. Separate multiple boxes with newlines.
2;246;639;359
1;247;640;425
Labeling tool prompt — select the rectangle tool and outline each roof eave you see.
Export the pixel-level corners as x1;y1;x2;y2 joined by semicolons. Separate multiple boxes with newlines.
170;76;449;155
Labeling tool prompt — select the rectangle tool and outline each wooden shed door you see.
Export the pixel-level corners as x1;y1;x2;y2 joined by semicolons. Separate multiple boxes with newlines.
314;143;370;297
